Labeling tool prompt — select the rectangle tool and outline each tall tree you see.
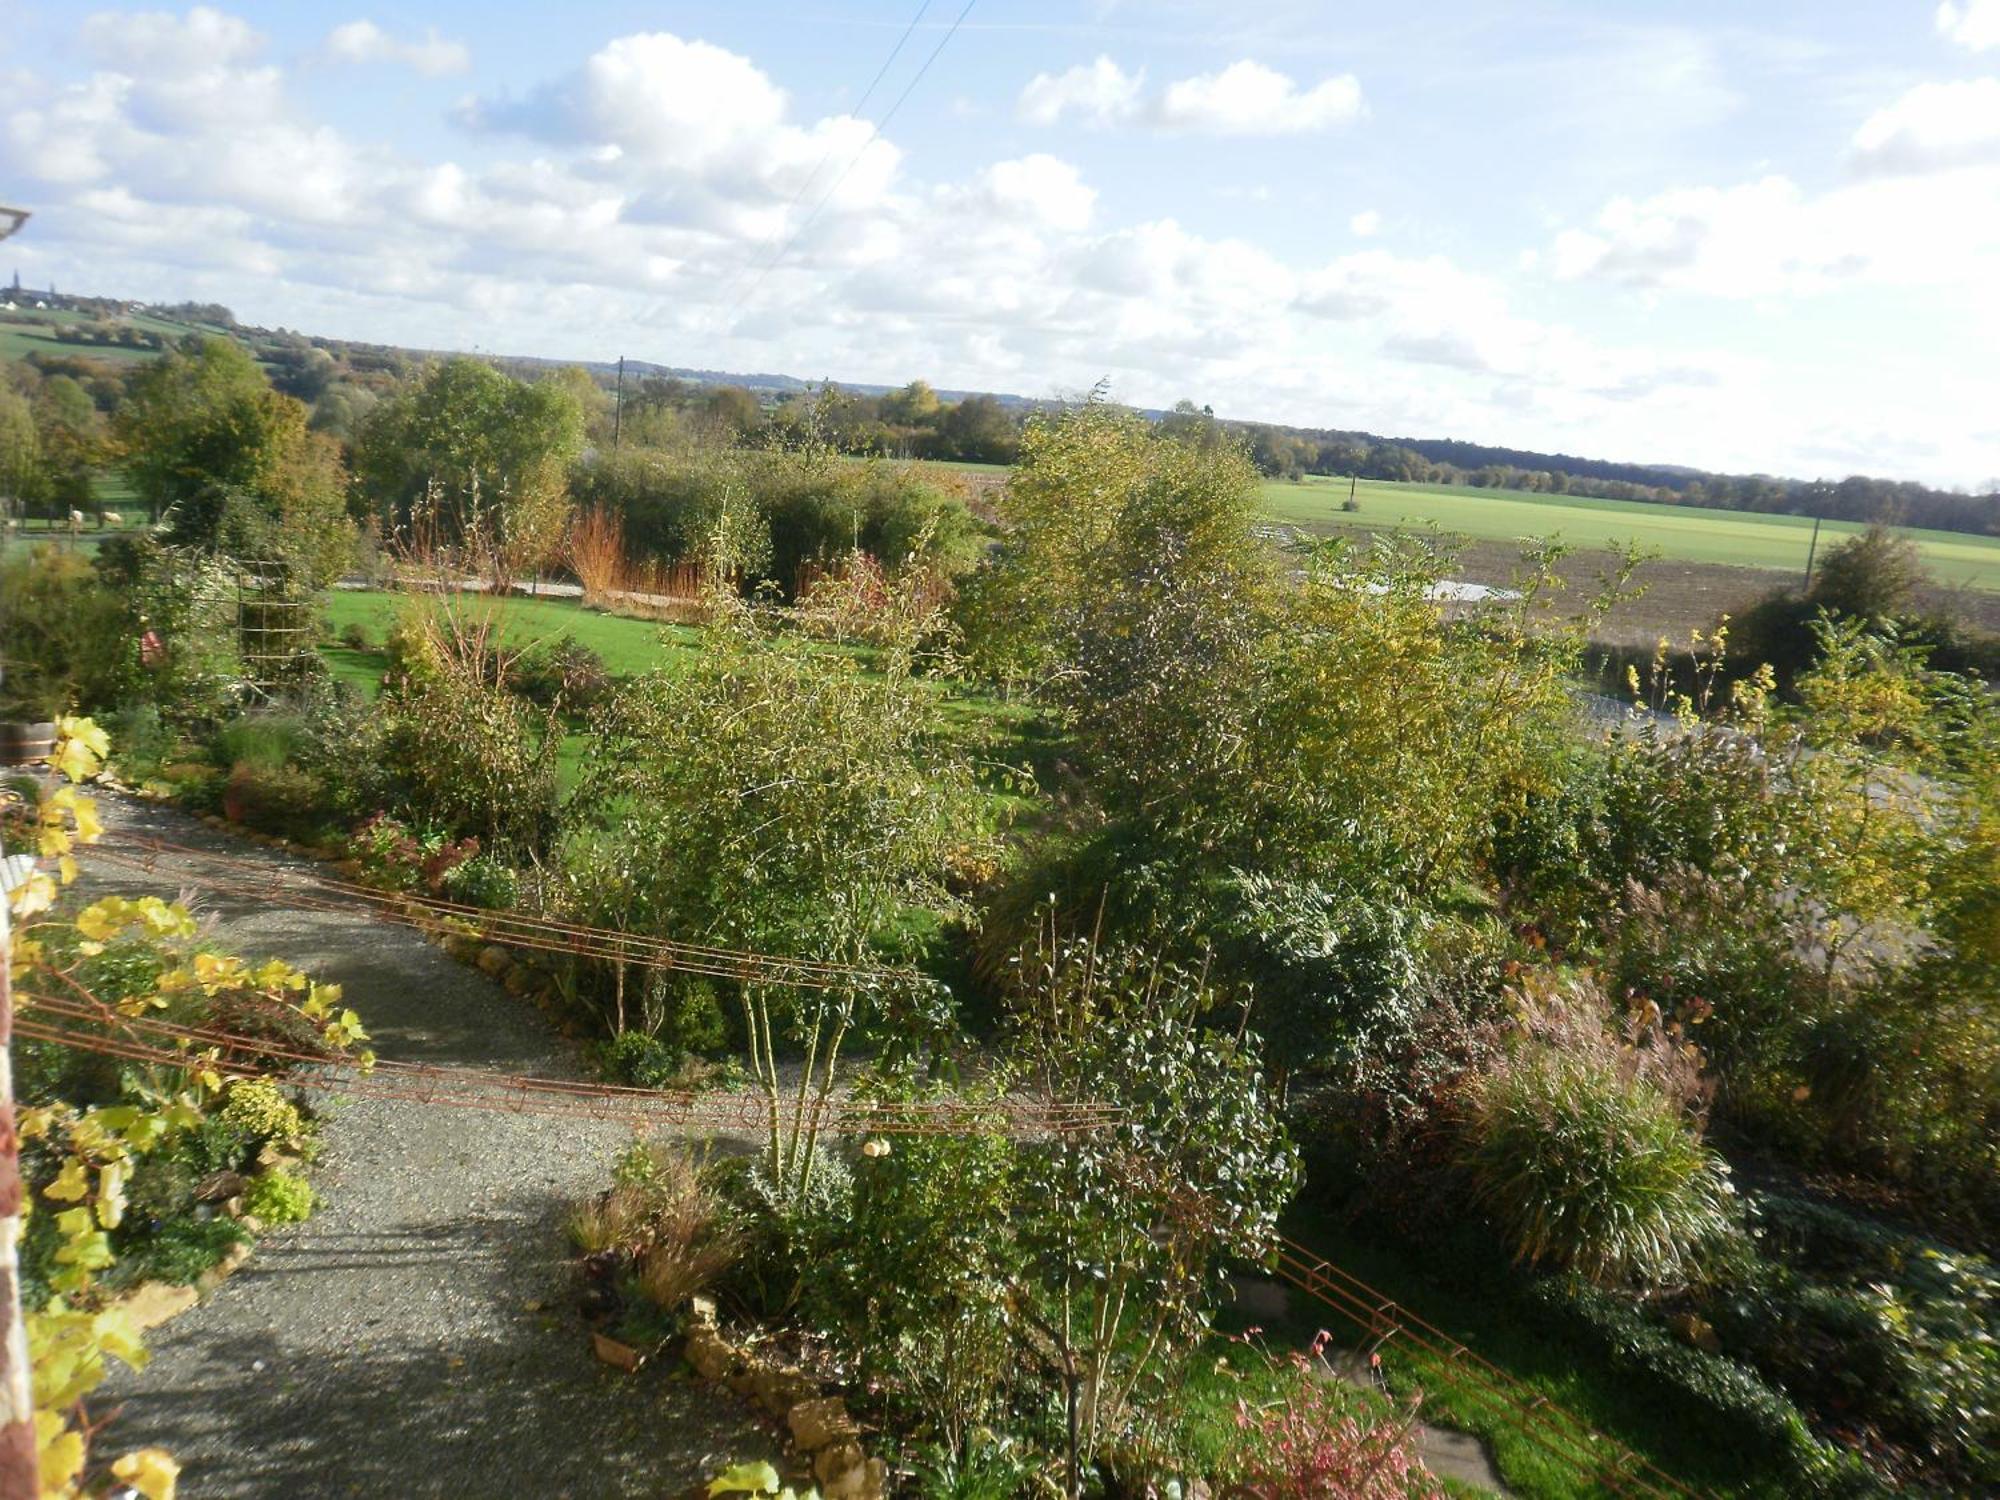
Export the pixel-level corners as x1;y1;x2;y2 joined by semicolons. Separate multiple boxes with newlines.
117;336;354;582
352;357;584;577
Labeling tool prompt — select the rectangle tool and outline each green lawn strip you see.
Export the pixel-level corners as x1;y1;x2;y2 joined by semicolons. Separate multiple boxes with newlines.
1276;1205;1787;1500
319;589;706;675
1260;475;2000;592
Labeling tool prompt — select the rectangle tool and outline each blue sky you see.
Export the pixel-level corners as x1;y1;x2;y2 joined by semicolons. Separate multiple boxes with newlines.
4;2;1999;485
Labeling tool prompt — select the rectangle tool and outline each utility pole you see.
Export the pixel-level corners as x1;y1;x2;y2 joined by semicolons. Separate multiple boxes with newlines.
1802;515;1823;590
0;205;36;1500
1349;474;1358;507
613;355;625;451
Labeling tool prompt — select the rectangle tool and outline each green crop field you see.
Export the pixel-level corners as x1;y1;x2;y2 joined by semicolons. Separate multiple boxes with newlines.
1261;474;2000;592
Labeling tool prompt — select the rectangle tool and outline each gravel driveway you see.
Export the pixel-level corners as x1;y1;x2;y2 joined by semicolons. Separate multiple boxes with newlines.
86;798;773;1498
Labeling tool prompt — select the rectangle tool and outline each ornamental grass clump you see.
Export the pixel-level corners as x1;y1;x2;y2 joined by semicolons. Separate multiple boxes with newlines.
1459;974;1739;1294
569;1141;740;1310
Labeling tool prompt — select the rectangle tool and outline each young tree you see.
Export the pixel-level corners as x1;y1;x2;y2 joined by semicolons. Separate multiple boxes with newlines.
566;584;987;1202
0;385;36;517
352;357;583;577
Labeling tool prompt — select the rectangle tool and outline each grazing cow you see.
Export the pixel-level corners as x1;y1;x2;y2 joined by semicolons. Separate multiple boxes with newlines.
99;510;123;527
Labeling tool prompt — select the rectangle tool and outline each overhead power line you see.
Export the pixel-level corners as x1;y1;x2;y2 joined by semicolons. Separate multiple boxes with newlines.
725;0;979;324
702;0;937;330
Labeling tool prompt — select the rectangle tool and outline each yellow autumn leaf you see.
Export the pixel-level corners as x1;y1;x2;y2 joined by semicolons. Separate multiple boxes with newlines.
43;1160;89;1204
708;1461;781;1497
36;1418;85;1495
57;714;109;760
111;1449;180;1500
69;796;103;844
96;1162;128;1229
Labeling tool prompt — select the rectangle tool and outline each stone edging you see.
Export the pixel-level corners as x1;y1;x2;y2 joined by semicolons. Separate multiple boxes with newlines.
682;1296;887;1500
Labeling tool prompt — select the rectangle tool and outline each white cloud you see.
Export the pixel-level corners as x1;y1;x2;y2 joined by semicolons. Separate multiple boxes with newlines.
324;20;470;77
1018;55;1363;135
1349;209;1380;237
1156;60;1364;134
1548;168;2000;302
972;155;1096;233
80;5;259;72
462;32;900;234
1550;70;2000;304
1018;56;1143;127
1937;1;2000;51
1850;77;2000;175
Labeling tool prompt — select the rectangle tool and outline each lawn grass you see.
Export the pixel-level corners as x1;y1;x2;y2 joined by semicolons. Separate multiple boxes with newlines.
1273;1204;1789;1500
1262;474;2000;593
320;590;706;676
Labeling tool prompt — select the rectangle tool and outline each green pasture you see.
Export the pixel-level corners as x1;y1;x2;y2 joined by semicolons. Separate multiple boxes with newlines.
0;305;203;365
1261;474;2000;592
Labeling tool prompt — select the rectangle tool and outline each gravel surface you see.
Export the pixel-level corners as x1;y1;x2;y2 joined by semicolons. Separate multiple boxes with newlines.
86;797;774;1498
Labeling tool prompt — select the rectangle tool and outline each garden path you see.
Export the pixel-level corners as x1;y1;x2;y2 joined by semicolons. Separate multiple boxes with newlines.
87;796;776;1499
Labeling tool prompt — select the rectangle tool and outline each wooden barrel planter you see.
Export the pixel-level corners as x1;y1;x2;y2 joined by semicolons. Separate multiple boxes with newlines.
0;721;57;766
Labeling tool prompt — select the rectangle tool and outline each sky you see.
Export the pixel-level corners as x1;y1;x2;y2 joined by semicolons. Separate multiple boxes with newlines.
3;1;1999;488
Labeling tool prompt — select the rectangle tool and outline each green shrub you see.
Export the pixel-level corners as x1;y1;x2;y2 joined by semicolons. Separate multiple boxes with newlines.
290;679;395;822
379;657;558;853
1709;1194;2000;1490
122;1156;200;1229
177;1114;256;1176
595;1031;681;1088
242;1171;317;1226
1218;873;1426;1076
339;621;370;651
438;851;521;910
506;633;611;711
220;760;329;840
1527;1278;1891;1497
1459;978;1739;1292
0;545;135;717
795;1068;1018;1452
102;703;177;781
119;1217;252;1288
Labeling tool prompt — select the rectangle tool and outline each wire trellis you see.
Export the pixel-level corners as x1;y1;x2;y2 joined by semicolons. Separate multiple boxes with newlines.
13;993;1120;1139
91;835;923;992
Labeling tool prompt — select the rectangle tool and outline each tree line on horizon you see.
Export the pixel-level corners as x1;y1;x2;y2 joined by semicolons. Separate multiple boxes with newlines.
7;291;1998;538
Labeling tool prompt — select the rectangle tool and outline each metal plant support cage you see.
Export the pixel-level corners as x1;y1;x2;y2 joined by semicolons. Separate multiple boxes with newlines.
231;558;316;701
143;552;317;705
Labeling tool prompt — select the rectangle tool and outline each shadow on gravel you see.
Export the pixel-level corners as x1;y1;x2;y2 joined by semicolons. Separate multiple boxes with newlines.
102;1197;778;1499
111;1328;771;1499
